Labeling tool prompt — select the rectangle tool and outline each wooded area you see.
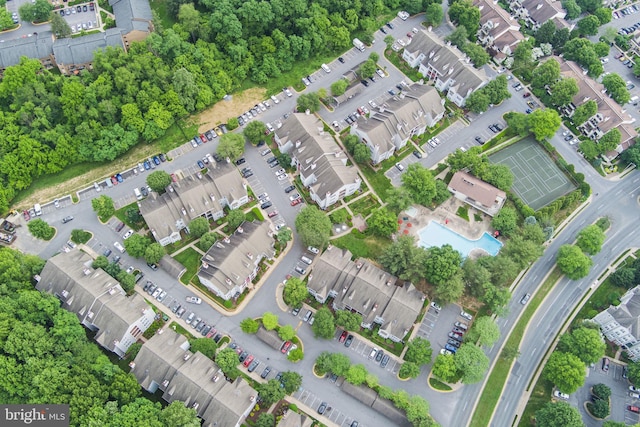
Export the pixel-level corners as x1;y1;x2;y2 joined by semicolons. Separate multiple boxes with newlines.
0;0;414;212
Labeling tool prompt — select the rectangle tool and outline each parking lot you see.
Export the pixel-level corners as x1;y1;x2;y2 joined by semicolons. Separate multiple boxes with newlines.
415;303;473;357
56;3;99;34
576;358;639;426
293;384;362;427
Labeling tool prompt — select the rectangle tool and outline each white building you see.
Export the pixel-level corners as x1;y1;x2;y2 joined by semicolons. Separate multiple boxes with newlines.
593;285;640;361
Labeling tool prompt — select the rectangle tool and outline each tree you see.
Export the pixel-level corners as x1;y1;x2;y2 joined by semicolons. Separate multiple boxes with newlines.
401;163;437;206
399;362;421;379
588;398;609;418
432;354;458;382
226;209;245;232
462;43;490;67
50;12;71;38
577;15;600;36
465;91;490;113
199;232;218;251
385;187;414;213
311;307;335;339
27;219;55;240
92;195;115;220
276;227;292;244
504;112;530;136
93;255;109;270
602;73;631;105
535;401;583;427
188;217;209;239
255;413;275;427
599;129;621;154
19;0;52;22
278;325;296;341
240;318;259;334
571;100;597;125
352;143;370;164
454;344;489;384
346;364;368;385
576;224;605;255
296;92;320;113
287;348;304;362
543;351;586;393
556;244;592;280
143;170;170;194
579;140;600;160
189;338;217;359
280;371;303;394
481;164;513;192
535;21;557;45
331;79;349;96
550;78;579;107
425;3;444;26
262;312;278;330
609;267;636;288
562;0;582;19
445;26;469;48
327;352;352;376
448;0;480;40
123;234;150;258
592;383;611;400
144;243;165;265
466;316;500;347
404;337;433;365
359;59;377;79
531;58;560;90
215;348;240;374
528;109;562;141
558;326;605;365
217;133;245;161
295;206;332;249
367;207;398;237
491;207;518;236
334;310;363;331
243;121;267;145
257;379;286;405
424;245;462;286
283;277;307;308
482;76;511;106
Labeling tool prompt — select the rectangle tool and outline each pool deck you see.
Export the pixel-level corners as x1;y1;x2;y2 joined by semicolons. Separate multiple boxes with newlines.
400;198;499;258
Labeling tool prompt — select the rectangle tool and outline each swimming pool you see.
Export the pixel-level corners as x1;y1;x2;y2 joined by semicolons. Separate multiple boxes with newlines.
417;221;503;257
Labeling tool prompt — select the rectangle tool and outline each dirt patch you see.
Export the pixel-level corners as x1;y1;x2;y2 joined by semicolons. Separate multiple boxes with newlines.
196;87;266;133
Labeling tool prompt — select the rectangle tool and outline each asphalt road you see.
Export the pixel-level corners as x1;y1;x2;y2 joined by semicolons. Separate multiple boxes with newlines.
14;11;640;427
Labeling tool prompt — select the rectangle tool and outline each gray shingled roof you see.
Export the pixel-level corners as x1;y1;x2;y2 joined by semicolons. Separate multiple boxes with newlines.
448;171;506;208
255;326;284;350
0;32;53;69
198;221;275;295
109;0;153;33
277;113;360;201
52;28;125;66
277;412;313;427
340;382;378;406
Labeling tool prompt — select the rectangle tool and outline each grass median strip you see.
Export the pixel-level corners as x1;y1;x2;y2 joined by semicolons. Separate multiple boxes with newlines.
470;267;563;427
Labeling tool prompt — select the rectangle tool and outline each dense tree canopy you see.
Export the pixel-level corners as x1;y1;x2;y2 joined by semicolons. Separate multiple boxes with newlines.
535;401;583;427
556;244;592;279
543;351;586;393
295;206;332;249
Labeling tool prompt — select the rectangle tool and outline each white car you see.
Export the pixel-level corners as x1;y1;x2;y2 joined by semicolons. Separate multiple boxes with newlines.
284;88;293;97
430;301;441;311
123;230;134;239
275;168;285;176
308;246;320;254
152;288;162;298
126;266;134;274
186;296;202;304
271;95;280;104
277;173;289;181
398;10;409;20
553;390;569;400
440;348;453;356
266;123;275;133
460;311;473;321
376;69;385;78
369;100;377;108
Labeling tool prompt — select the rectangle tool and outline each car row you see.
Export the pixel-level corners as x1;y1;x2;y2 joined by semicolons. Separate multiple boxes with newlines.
426;137;441;148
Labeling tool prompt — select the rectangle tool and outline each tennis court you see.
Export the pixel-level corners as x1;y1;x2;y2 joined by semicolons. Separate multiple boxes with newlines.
488;138;575;211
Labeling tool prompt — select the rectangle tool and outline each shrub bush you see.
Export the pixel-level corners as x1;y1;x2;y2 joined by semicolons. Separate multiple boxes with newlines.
27;219;55;240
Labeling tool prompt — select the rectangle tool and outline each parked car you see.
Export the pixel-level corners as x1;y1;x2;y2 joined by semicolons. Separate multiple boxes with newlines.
303;310;312;322
430;301;441;311
243;355;254;367
460;311;473;321
339;331;348;343
261;366;272;379
448;332;463;341
317;402;328;415
602;357;610;372
445;343;458;353
281;341;293;353
185;313;195;325
186;296;202;304
395;163;404;171
62;216;74;224
380;354;390;368
345;335;354;347
248;360;259;372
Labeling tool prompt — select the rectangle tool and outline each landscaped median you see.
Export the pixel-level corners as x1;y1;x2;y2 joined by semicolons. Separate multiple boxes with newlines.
470;267;563;427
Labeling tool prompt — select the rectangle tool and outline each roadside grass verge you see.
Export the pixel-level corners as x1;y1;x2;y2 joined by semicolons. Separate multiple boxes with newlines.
332;229;391;260
517;378;554;426
174;247;202;285
470;267;563;427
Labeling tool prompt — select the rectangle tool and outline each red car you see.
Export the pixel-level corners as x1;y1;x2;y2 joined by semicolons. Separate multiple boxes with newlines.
171;173;177;182
281;341;292;354
523;92;531;98
243;355;254;367
200;134;207;143
339;331;348;343
290;198;302;206
111;176;118;185
23;210;30;221
629;406;640;413
268;210;278;218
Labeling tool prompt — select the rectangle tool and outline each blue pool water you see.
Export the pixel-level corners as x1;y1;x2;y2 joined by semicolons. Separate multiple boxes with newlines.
417;221;503;257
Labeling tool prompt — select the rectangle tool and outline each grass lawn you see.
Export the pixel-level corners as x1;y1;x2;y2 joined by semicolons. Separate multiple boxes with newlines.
114;202;146;231
384;49;423;82
359;165;393;203
332;229;391;260
156;120;199;154
470;267;563;427
517;377;554;426
174;247;202;285
149;0;176;30
574;275;626;324
348;194;381;218
429;377;453;391
456;206;469;221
